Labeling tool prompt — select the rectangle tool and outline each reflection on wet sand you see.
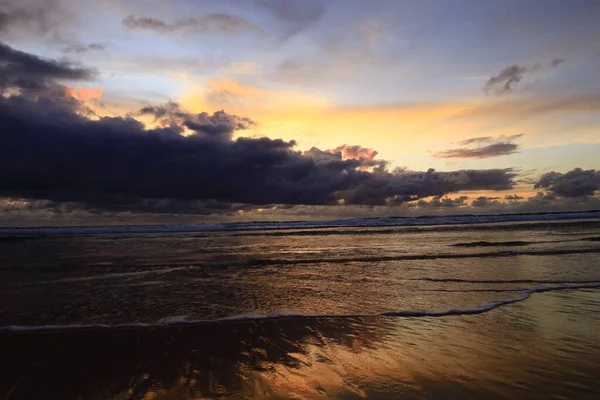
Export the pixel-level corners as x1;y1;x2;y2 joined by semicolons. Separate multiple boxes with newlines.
2;290;600;399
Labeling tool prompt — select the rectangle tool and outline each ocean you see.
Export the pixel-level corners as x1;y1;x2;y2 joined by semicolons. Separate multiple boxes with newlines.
1;212;600;399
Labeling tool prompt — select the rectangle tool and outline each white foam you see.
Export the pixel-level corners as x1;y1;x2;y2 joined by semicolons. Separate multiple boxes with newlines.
156;315;189;324
2;282;599;333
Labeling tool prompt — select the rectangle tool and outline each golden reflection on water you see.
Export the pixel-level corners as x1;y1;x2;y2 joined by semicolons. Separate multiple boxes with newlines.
3;223;600;399
2;290;600;399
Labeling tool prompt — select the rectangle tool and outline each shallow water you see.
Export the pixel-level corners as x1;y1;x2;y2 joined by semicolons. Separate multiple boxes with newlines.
1;217;600;398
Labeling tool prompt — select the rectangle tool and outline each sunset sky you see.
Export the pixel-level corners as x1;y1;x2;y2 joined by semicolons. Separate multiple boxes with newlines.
1;0;599;225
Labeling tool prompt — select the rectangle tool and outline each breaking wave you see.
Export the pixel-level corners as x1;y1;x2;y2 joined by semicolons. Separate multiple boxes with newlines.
2;211;600;237
231;248;600;267
2;281;599;333
451;237;600;247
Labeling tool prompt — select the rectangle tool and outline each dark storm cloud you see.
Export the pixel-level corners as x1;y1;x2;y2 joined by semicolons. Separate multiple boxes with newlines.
534;168;600;197
123;14;264;35
340;168;514;206
0;45;517;212
135;102;256;140
433;134;522;159
0;94;516;208
185;111;256;140
0;41;94;92
1;196;250;216
484;64;540;94
63;43;106;54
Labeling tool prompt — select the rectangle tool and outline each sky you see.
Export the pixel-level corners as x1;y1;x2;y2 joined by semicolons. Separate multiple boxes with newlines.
1;0;599;226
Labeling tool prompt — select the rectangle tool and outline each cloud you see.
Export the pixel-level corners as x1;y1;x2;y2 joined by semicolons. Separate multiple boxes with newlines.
433;133;522;159
0;45;517;213
471;196;500;207
253;0;325;39
434;143;518;159
457;136;494;146
0;196;251;216
340;168;514;206
64;86;103;101
122;14;264;35
324;144;383;172
63;43;106;54
415;195;469;208
136;101;189;120
484;64;540;95
135;102;256;140
328;144;378;161
504;194;524;201
254;0;324;24
525;191;557;205
0;41;94;94
0;94;516;209
534;168;600;197
184;111;256;140
0;0;69;38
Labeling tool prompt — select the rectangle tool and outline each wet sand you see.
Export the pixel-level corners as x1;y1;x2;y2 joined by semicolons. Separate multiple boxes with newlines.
2;289;600;399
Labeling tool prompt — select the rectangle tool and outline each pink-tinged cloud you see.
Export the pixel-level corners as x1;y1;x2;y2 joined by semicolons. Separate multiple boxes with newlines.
65;87;103;101
328;144;378;161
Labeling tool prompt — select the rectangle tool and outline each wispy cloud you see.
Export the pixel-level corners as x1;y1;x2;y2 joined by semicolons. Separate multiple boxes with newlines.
253;0;325;39
0;0;71;38
63;42;105;54
484;58;567;95
433;134;522;159
123;14;264;35
484;64;540;95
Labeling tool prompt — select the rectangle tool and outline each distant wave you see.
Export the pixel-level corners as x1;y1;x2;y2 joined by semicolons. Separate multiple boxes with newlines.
229;222;600;238
2;281;599;333
451;237;600;247
228;248;600;267
2;211;600;237
451;240;535;247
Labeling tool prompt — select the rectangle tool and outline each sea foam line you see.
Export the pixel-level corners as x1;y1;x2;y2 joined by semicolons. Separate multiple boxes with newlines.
2;282;599;333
